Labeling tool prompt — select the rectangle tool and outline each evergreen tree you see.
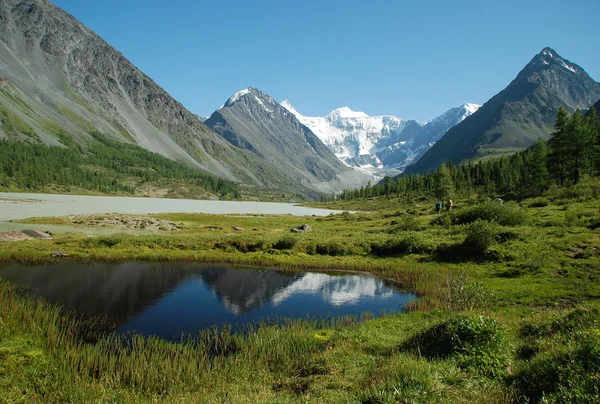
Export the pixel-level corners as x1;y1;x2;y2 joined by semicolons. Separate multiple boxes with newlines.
521;138;549;197
432;164;453;200
548;107;570;185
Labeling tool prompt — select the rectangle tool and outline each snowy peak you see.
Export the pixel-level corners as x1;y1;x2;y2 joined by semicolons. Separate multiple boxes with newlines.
534;47;580;74
327;106;369;120
280;100;297;115
462;103;480;115
224;87;253;107
221;87;281;114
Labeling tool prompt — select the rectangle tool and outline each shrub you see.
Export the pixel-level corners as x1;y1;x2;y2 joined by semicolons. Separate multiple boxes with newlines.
370;234;429;257
389;215;423;232
84;235;123;248
450;201;528;226
315;242;350;256
462;220;499;257
444;273;494;311
524;197;550;208
214;239;266;253
405;315;510;379
272;236;298;250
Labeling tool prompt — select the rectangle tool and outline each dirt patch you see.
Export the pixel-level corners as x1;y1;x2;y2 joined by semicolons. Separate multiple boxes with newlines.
64;214;183;231
0;230;52;242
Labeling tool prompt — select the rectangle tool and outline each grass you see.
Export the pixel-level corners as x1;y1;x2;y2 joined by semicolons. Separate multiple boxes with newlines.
1;195;600;402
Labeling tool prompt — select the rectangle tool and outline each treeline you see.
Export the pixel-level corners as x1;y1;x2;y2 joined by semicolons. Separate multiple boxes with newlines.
0;132;240;198
333;107;600;202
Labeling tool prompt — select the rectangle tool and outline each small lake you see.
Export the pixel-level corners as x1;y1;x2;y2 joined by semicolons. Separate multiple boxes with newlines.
0;263;413;341
0;192;343;232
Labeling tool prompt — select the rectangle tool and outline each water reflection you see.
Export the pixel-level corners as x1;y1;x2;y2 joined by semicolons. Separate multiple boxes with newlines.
0;263;412;341
272;273;395;307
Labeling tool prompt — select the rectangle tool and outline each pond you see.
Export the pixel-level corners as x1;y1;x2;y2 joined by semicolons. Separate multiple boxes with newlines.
0;263;413;341
0;192;344;232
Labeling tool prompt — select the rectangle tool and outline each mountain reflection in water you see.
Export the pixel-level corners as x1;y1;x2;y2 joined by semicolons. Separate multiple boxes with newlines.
0;262;413;341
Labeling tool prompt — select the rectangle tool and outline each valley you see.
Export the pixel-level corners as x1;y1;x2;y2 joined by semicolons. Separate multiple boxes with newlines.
0;0;599;402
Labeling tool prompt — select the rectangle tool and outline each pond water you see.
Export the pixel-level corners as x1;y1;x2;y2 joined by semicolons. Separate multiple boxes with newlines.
0;263;413;341
0;192;343;232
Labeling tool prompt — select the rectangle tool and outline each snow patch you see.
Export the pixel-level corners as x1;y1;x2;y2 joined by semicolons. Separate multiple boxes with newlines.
560;60;577;73
542;59;549;65
255;96;273;113
542;49;555;58
227;88;251;105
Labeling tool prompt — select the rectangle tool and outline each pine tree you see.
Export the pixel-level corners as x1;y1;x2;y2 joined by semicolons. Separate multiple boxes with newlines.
567;109;594;184
548;107;570;185
521;138;549;197
433;164;453;200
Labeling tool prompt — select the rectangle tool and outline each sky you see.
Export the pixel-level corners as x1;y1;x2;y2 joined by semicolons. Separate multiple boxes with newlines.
52;0;600;122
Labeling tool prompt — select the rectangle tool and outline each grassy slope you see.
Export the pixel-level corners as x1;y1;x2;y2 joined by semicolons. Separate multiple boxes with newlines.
1;195;600;402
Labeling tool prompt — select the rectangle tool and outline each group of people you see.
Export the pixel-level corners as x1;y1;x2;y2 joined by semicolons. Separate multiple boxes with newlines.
435;199;453;213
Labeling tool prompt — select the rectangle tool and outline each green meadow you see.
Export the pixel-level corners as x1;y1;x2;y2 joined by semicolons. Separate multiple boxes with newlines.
1;190;599;403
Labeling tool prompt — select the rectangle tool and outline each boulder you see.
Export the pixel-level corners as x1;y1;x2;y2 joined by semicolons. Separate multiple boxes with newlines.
290;224;312;233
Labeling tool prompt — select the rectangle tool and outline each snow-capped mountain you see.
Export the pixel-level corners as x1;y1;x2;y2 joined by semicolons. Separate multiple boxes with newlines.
281;101;480;172
204;88;373;194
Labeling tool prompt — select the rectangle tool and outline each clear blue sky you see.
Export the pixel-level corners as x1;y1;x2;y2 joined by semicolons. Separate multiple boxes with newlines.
52;0;600;122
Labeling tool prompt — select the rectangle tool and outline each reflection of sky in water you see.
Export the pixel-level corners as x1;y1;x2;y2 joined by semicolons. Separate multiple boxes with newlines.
0;263;413;341
271;273;395;307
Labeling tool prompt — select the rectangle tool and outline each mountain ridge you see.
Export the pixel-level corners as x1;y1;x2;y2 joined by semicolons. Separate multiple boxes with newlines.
406;47;600;174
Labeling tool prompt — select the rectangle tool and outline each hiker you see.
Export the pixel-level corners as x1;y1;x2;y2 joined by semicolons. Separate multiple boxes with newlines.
435;201;442;214
446;199;454;211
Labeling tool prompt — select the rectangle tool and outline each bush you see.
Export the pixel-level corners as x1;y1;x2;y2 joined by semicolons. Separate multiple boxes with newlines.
444;273;494;311
84;235;123;248
371;234;429;257
405;315;510;379
524;197;550;208
389;215;423;232
272;236;298;250
450;201;528;226
214;239;266;253
315;242;350;256
462;220;499;257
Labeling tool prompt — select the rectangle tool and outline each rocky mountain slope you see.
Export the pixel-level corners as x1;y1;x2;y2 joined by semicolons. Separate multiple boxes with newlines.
406;48;600;173
0;0;257;180
282;101;479;172
205;88;371;193
0;0;366;195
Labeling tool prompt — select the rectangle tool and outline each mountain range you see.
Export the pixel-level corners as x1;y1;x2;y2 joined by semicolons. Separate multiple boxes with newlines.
0;0;366;196
281;101;479;173
0;0;599;197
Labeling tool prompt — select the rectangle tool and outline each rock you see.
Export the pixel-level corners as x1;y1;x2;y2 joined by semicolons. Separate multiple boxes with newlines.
21;230;53;239
290;224;312;233
51;250;68;258
232;226;245;232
